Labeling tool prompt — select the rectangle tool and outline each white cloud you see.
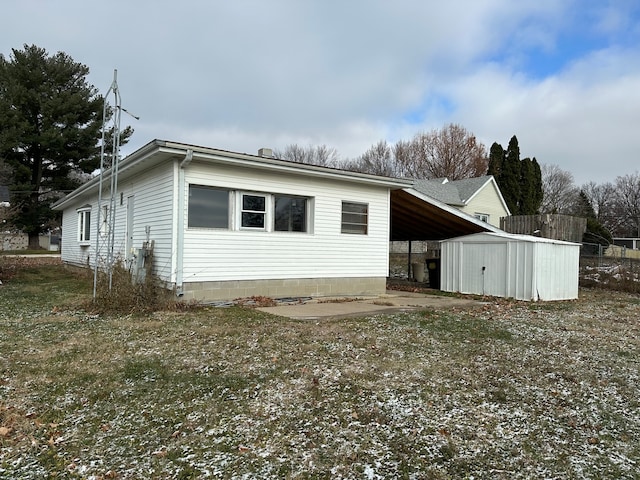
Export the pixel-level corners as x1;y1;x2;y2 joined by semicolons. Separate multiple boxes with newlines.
2;0;638;184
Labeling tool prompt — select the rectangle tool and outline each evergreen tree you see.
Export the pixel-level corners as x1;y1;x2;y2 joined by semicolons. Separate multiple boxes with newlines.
500;135;522;214
531;158;543;213
0;44;132;247
490;136;543;215
487;142;504;178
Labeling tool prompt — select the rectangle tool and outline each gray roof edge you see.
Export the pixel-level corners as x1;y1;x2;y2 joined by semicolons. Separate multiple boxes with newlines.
53;139;413;210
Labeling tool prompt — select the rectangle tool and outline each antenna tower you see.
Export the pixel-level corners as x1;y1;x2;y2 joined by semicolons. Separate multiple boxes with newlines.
92;70;125;298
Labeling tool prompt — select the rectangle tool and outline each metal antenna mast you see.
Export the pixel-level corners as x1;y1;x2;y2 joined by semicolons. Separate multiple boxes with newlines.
92;70;124;298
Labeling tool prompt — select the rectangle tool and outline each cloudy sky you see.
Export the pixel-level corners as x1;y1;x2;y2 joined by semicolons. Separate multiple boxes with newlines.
2;0;639;185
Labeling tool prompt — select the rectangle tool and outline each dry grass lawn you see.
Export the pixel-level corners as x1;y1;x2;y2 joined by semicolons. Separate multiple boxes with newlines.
1;258;639;478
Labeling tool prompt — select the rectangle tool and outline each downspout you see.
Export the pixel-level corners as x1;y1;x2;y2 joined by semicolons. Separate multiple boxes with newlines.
175;149;193;296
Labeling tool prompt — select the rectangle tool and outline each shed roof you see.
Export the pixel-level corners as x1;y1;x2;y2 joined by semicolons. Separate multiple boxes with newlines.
442;231;581;246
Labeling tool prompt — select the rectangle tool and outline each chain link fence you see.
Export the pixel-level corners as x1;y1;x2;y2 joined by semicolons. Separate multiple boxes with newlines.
580;243;640;293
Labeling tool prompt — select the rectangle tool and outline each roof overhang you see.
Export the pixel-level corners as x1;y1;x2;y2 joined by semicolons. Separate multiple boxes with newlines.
53;139;412;210
391;188;502;241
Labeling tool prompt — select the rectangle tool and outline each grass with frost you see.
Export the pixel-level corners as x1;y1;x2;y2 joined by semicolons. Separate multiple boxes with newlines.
1;260;639;478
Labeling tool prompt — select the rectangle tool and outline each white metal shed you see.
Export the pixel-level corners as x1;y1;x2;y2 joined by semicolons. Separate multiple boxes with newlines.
440;232;580;301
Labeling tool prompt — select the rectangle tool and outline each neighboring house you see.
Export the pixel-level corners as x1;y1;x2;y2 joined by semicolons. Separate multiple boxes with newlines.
52;140;412;302
413;176;510;228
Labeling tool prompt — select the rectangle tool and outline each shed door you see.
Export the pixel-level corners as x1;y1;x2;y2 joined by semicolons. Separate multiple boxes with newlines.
462;243;507;296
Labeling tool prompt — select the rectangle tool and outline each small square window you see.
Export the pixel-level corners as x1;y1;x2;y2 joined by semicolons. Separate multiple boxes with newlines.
341;202;368;234
475;213;490;223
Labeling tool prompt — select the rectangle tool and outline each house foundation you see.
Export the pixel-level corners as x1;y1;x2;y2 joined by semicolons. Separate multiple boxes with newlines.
180;276;386;302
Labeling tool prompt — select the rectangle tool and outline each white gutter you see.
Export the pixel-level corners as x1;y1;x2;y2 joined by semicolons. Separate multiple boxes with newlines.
175;149;193;295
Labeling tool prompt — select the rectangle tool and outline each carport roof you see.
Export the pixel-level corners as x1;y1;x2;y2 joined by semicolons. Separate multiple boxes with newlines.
391;187;502;241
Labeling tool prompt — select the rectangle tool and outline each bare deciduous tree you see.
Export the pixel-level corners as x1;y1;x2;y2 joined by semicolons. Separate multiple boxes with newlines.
274;144;339;167
540;164;578;214
350;140;398;177
581;181;617;232
397;124;488;180
613;172;640;237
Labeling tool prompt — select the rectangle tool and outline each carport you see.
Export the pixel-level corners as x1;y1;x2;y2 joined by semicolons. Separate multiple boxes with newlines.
390;188;501;283
390;188;500;242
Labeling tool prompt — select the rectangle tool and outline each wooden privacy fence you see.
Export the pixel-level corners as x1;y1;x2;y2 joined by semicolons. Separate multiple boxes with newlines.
501;214;587;243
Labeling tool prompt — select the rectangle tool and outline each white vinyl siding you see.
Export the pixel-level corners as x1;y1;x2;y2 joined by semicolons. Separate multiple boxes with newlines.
460;182;509;228
181;162;390;283
59;162;175;281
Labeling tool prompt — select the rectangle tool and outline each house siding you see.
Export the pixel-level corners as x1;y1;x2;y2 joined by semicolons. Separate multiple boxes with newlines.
117;162;175;281
181;162;391;288
460;182;508;227
59;162;175;277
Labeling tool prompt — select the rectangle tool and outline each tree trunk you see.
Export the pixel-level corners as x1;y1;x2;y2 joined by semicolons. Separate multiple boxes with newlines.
28;232;41;250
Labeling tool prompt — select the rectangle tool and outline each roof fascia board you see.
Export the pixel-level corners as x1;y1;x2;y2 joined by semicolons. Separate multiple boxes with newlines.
53;139;411;210
461;177;491;205
176;146;411;188
52;139;162;210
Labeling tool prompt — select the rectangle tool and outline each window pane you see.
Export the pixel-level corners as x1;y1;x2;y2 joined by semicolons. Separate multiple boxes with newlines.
188;185;229;228
84;212;91;240
275;195;306;232
242;195;265;212
341;202;368;234
242;212;265;228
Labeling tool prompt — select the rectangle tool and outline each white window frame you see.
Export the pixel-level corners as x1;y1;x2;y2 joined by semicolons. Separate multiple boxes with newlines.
474;213;490;223
77;207;91;245
238;192;270;231
341;201;368;235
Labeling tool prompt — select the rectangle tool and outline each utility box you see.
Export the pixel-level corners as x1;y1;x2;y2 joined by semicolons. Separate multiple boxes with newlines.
440;232;580;301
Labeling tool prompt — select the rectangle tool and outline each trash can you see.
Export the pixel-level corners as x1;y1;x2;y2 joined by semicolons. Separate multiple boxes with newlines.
426;258;441;289
411;262;425;282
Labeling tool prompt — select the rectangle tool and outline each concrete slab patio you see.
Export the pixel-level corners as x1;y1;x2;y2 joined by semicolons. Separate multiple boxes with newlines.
257;290;485;320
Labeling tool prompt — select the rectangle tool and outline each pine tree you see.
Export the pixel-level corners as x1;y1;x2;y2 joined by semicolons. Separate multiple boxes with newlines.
487;142;504;177
500;136;521;214
0;44;132;247
489;136;543;215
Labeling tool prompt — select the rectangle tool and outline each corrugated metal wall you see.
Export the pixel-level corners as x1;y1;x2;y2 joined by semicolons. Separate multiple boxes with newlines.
441;233;579;301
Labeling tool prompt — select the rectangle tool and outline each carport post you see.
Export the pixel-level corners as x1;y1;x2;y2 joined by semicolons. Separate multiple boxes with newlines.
407;240;412;280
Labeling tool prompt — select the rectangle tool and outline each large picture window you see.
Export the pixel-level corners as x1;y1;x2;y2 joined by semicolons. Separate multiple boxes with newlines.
341;201;368;234
188;185;229;228
274;195;307;232
77;208;91;243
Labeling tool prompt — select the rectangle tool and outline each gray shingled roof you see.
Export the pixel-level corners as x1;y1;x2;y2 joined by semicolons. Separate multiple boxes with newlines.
412;176;492;206
0;185;9;203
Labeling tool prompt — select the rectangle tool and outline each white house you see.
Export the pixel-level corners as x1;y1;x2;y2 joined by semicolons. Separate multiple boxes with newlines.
52;140;411;301
440;232;580;301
